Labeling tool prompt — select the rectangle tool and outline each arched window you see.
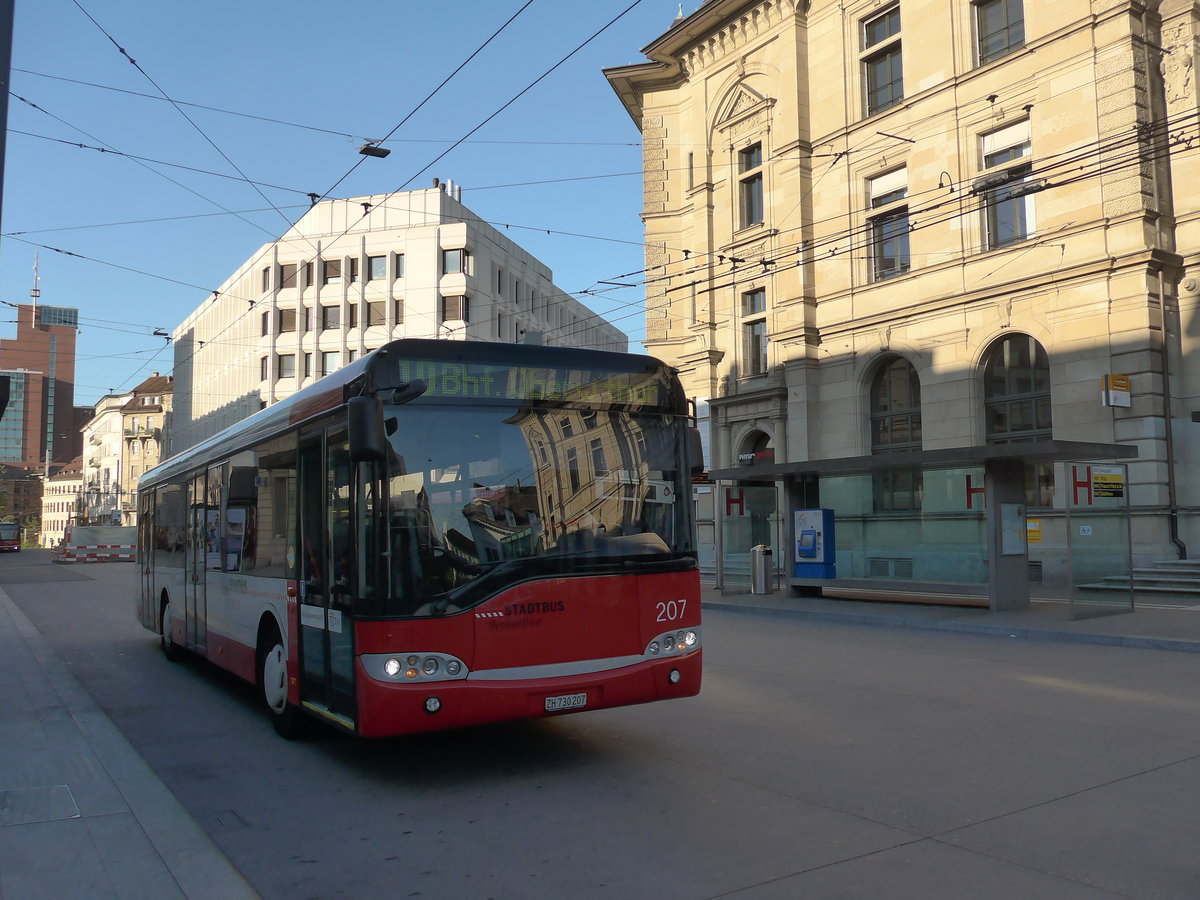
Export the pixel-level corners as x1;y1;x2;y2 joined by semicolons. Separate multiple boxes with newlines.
982;334;1051;442
982;334;1054;505
870;357;921;453
869;357;922;511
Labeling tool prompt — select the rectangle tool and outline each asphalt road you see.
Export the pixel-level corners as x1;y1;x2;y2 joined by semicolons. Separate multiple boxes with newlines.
4;551;1199;899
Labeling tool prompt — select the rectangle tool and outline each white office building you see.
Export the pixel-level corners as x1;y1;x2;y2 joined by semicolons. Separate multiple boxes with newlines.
171;183;627;452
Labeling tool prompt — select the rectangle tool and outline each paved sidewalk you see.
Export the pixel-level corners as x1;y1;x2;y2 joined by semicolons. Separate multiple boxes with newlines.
0;584;257;900
704;584;1200;653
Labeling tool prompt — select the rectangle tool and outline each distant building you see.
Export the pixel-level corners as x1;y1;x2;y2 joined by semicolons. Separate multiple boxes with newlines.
0;303;81;468
170;184;627;452
40;457;83;548
0;465;41;544
117;374;172;526
81;391;133;525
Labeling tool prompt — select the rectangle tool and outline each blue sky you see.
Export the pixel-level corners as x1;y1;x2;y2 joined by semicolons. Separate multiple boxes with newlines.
2;0;685;405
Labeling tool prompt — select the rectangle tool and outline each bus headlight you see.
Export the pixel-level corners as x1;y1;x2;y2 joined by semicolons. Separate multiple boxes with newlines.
645;627;700;659
362;653;469;683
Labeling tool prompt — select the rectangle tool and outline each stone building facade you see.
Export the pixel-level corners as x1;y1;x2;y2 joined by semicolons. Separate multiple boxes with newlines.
606;0;1200;577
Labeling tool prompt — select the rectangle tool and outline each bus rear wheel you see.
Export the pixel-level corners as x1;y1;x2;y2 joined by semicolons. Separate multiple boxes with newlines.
160;597;183;662
259;628;305;739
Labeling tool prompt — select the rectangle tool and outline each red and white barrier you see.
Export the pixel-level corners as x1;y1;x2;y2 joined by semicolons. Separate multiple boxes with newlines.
53;526;138;563
54;543;136;563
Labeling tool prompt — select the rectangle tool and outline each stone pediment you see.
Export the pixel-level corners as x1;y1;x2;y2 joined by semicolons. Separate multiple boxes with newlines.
716;85;768;128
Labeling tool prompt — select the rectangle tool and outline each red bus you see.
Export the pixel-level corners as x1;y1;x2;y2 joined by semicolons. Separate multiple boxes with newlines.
137;340;702;737
0;521;19;552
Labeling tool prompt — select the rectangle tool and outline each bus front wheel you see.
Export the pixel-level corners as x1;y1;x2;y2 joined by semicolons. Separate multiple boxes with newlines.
258;627;305;739
160;597;183;662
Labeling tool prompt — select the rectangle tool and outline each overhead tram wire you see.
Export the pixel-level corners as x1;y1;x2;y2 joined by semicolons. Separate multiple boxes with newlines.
71;0;314;243
120;0;545;387
9;130;316;196
155;0;657;390
12;67;641;147
9;93;281;239
317;0;537;203
538;118;1200;342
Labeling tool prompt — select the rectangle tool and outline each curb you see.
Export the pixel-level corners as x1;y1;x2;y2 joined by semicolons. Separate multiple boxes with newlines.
701;599;1200;655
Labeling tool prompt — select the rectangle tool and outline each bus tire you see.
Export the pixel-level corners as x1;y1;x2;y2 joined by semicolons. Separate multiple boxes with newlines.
258;625;305;739
160;595;183;662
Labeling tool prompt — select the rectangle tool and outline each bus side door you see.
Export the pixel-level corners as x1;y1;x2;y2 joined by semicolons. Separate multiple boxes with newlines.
298;428;357;727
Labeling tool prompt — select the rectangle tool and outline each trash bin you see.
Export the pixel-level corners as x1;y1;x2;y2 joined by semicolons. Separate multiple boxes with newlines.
749;544;773;594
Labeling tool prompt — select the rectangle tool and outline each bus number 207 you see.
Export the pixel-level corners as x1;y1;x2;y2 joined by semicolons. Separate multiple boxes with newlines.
656;599;687;622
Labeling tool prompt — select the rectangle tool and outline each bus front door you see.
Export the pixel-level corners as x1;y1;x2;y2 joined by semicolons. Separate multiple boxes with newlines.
298;431;357;729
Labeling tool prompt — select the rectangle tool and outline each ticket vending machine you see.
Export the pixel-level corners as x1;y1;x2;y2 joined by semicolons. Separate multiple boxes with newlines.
794;508;835;579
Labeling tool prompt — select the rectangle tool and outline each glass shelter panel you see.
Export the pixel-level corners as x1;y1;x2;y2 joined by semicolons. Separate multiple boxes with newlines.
820;467;989;586
1066;462;1133;619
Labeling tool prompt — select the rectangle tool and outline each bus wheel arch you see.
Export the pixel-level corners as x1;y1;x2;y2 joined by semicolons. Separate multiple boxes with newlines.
256;615;305;739
160;591;183;662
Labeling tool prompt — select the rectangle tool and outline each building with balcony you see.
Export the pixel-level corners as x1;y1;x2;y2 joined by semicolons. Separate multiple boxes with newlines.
117;374;172;526
81;391;133;526
607;0;1200;591
170;183;628;453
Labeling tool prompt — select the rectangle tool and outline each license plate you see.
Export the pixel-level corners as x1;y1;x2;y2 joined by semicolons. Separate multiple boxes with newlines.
545;692;587;712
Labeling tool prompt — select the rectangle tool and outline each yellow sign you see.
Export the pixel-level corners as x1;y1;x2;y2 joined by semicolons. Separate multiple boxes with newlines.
1101;374;1131;408
1093;465;1125;498
1026;518;1042;544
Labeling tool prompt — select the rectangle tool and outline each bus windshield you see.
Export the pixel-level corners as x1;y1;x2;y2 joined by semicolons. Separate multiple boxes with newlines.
0;523;18;540
370;401;691;617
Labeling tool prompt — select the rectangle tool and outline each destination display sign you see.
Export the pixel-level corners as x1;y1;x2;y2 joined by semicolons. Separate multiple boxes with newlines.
390;357;677;409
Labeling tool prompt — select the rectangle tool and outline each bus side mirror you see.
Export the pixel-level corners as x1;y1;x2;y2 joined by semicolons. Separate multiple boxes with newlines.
687;427;704;475
348;396;387;462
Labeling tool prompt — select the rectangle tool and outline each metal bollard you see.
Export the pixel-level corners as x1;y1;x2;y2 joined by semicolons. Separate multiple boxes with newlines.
749;545;773;594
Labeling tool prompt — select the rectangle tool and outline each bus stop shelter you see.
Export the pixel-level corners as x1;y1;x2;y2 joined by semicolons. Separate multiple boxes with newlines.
710;440;1138;616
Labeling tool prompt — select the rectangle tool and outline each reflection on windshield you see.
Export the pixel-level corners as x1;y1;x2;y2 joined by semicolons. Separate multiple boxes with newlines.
382;404;687;616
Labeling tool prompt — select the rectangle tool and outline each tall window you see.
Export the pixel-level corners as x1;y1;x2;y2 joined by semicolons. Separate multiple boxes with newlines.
278;308;296;334
976;0;1024;65
261;267;271;292
367;256;386;281
983;334;1053;504
322;259;341;285
983;334;1051;443
277;354;296;379
867;168;910;281
979;121;1035;250
743;320;768;377
279;264;297;289
738;143;764;229
863;6;903;116
394;254;405;278
870;357;922;511
870;357;922;452
320;351;340;377
741;288;767;376
321;305;340;330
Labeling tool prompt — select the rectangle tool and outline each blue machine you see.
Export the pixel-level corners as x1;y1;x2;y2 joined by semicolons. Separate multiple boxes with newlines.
793;508;835;578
